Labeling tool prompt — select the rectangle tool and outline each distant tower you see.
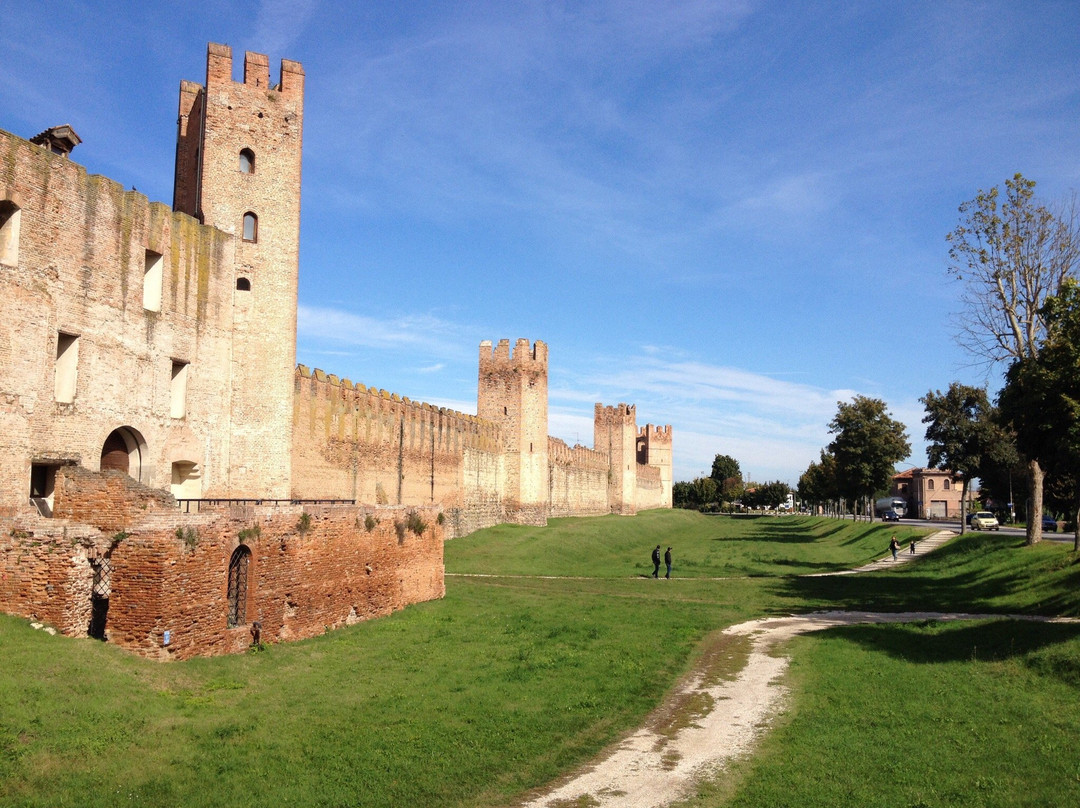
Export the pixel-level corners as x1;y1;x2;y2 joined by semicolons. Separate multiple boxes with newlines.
173;43;304;497
478;339;549;522
595;403;638;514
638;424;673;507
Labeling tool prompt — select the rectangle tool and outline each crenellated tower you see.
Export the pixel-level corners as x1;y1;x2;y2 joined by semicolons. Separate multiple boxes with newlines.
478;339;549;522
595;403;638;515
638;424;674;507
173;43;304;497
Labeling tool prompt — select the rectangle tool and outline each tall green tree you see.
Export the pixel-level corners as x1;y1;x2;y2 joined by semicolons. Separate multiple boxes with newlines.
798;450;839;514
828;396;910;522
999;278;1080;550
709;454;743;500
947;174;1080;543
920;383;1014;534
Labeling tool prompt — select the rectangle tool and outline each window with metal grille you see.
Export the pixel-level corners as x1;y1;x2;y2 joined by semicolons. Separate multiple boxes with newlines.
227;546;251;627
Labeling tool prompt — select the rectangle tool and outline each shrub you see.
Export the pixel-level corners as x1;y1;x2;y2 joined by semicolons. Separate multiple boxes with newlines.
406;511;427;536
175;526;198;548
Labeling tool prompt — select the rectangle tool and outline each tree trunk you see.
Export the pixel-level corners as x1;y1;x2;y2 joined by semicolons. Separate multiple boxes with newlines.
1026;457;1044;546
1073;486;1080;553
959;478;968;535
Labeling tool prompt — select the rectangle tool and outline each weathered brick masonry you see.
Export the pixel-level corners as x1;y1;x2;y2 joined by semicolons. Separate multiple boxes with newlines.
1;467;444;660
0;43;670;658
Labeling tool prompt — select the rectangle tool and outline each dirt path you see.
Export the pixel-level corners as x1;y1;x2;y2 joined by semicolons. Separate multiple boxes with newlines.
515;532;1073;808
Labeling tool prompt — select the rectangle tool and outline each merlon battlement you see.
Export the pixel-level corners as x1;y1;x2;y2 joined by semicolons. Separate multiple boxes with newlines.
639;424;672;443
594;402;637;425
204;42;303;96
295;365;482;422
479;338;548;369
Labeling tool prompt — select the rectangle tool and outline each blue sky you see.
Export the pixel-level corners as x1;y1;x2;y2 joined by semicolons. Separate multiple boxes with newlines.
3;1;1078;485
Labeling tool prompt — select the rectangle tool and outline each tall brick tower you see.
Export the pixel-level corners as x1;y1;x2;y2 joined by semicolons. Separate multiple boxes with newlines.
595;403;638;514
173;44;304;497
478;339;549;523
638;424;673;507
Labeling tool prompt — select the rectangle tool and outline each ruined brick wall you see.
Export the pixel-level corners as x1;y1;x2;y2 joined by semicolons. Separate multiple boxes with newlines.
0;518;105;635
52;465;176;534
1;500;444;660
547;438;610;518
0;126;241;515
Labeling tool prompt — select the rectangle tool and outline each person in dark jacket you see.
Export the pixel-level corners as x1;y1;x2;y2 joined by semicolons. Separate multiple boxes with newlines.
651;545;661;578
664;546;672;579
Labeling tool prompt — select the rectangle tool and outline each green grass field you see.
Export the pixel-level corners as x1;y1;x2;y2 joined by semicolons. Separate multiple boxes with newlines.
2;512;1079;807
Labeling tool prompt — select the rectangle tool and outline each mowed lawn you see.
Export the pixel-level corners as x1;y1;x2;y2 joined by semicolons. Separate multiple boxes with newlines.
2;512;1080;807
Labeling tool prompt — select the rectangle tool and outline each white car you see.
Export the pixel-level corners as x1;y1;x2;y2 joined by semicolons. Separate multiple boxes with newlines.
970;511;999;531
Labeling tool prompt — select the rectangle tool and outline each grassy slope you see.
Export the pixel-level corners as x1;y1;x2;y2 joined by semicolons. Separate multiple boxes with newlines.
2;513;1079;807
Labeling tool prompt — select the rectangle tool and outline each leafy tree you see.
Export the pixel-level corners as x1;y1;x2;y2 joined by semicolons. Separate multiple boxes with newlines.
828;396;910;522
709;454;744;501
746;480;791;510
947;174;1080;543
691;476;719;510
710;454;740;484
920;383;1014;534
672;481;693;509
798;450;840;514
999;278;1080;549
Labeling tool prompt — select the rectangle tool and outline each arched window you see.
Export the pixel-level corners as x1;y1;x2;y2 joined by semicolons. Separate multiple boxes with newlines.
227;546;252;627
242;212;258;243
927;479;935;490
239;148;255;174
236;277;251;291
943;479;950;490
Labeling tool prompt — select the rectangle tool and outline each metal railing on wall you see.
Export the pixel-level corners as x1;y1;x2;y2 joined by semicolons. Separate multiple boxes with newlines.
176;498;357;514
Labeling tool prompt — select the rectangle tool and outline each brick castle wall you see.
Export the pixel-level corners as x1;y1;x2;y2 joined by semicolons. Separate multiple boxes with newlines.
291;367;508;535
0;127;241;508
547;437;610;518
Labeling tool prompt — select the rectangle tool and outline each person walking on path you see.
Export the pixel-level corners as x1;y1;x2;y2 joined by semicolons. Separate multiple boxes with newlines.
664;547;672;579
889;536;900;561
651;545;661;578
909;540;916;555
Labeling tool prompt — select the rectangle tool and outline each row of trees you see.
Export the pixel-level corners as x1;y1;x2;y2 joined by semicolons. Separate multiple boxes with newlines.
799;174;1080;546
673;454;791;512
679;175;1078;542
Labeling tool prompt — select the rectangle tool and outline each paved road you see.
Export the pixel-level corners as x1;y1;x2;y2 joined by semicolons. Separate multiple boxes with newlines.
915;518;1074;544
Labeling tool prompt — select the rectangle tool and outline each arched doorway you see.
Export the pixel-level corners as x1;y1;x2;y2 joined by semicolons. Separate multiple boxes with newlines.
100;427;147;482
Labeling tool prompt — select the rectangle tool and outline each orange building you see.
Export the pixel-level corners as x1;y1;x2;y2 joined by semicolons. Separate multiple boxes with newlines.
891;467;976;519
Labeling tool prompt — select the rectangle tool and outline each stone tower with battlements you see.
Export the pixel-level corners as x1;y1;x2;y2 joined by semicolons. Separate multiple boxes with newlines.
637;424;673;507
477;339;549;523
173;44;304;497
595;403;639;515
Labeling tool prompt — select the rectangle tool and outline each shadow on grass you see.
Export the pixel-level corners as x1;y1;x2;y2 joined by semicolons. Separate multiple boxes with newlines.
818;620;1080;687
769;532;1080;617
